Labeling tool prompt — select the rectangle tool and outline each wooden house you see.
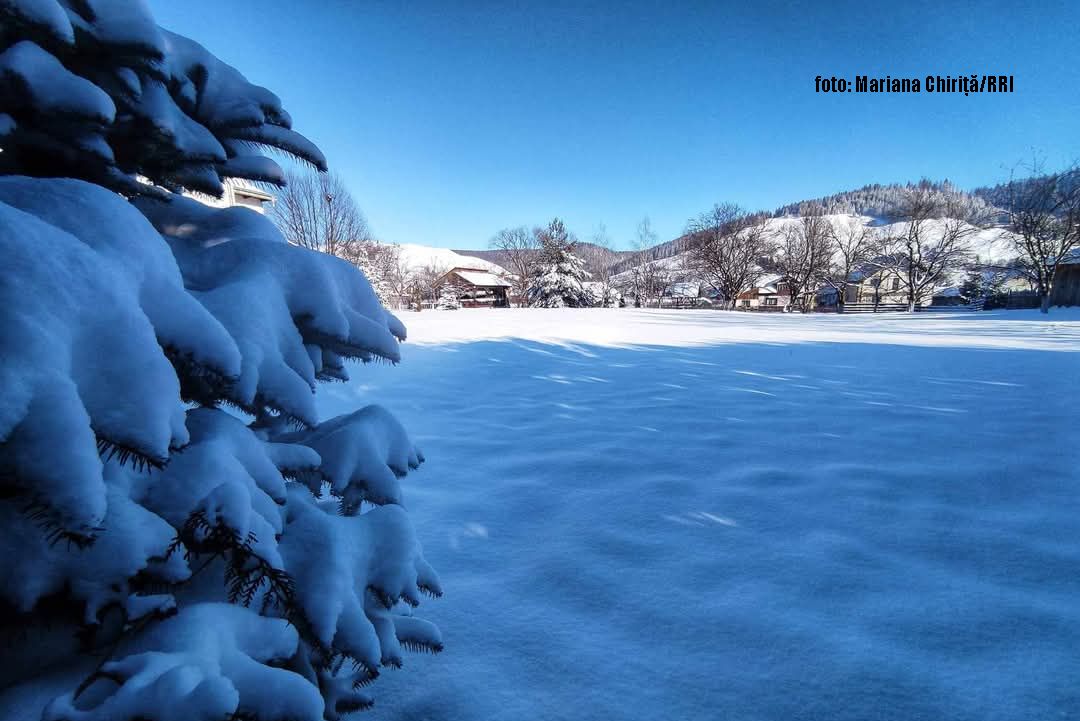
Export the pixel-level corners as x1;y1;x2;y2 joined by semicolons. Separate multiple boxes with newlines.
433;267;513;308
736;277;792;311
1051;250;1080;306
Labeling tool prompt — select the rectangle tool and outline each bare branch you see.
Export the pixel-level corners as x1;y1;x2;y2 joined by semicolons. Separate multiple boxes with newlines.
489;226;539;307
682;204;771;309
999;160;1080;312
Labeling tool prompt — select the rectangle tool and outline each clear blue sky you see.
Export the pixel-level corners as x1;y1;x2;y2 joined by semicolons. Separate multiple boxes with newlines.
150;0;1079;250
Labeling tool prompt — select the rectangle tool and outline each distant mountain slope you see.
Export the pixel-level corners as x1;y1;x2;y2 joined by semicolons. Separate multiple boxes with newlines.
972;169;1080;214
608;235;693;276
771;180;994;220
608;214;1012;290
449;248;509;266
455;242;631;276
440;175;1054;280
610;179;1011;276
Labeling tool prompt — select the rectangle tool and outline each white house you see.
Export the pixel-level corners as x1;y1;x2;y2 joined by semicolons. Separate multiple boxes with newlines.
192;180;275;214
736;276;792;310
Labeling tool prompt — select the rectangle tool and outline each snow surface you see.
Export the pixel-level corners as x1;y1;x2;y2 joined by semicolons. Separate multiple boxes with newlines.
318;308;1080;721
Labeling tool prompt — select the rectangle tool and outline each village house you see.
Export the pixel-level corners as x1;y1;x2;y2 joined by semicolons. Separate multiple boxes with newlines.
203;181;276;214
815;265;918;311
433;267;513;308
1051;250;1080;306
736;277;792;311
660;282;710;308
146;176;276;214
843;267;909;305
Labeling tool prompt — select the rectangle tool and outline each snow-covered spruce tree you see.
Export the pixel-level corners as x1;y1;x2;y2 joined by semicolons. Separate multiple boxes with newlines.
436;283;461;310
528;217;592;307
0;3;441;720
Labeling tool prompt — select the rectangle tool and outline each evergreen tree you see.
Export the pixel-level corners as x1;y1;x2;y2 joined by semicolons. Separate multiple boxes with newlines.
0;3;441;720
959;268;987;301
436;283;461;310
528;218;592;307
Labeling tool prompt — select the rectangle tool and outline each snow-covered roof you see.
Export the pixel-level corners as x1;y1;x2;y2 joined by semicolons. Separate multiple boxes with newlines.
1060;248;1080;266
397;244;509;276
664;282;700;297
230;182;274;202
448;268;512;288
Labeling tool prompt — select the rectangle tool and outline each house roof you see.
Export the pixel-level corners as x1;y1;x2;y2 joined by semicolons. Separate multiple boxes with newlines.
663;282;700;297
737;284;789;299
1060;249;1080;266
441;268;513;288
231;183;274;202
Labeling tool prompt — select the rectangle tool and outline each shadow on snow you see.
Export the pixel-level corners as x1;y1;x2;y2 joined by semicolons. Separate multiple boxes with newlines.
318;331;1079;721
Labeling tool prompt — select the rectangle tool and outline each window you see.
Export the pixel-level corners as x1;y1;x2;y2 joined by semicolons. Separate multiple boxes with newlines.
741;300;751;308
765;297;777;306
891;277;900;291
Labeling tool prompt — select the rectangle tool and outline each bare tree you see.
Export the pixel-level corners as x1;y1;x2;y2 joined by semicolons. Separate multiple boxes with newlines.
588;224;619;307
269;169;407;305
385;245;414;310
409;259;448;311
822;219;880;312
489;226;539;307
1000;162;1080;312
771;207;833;312
640;260;671;307
683;204;771;309
270;170;372;262
630;217;660;307
873;181;988;311
372;243;409;310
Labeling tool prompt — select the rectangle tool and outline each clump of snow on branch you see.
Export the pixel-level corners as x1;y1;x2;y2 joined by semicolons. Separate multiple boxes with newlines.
0;0;326;197
137;194;404;426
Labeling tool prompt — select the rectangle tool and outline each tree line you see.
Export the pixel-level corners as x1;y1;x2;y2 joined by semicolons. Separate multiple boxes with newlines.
680;166;1079;313
275;163;1080;314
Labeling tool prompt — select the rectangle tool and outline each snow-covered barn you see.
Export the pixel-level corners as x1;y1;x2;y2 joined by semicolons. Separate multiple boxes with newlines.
434;267;513;308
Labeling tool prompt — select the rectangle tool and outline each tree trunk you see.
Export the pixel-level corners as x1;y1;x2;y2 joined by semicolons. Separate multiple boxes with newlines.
908;298;917;312
1040;293;1051;313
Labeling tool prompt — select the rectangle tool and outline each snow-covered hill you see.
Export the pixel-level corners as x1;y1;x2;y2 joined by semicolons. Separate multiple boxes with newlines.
396;243;510;275
611;214;1015;289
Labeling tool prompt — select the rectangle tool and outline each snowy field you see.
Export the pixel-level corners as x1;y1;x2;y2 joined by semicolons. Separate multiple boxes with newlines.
318;309;1080;721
